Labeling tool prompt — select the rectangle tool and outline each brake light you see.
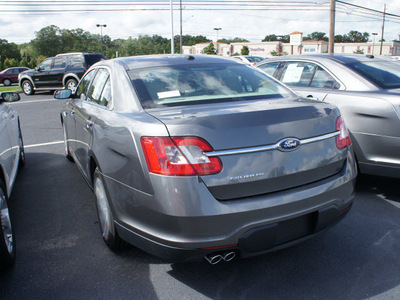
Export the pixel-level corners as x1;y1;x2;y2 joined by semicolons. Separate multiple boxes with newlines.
140;136;222;176
336;116;351;149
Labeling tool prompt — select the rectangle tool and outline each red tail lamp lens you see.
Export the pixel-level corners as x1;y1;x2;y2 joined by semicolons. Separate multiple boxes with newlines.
141;136;222;176
336;116;351;149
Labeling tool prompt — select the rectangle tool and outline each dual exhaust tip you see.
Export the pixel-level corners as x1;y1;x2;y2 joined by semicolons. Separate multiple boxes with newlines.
204;251;236;265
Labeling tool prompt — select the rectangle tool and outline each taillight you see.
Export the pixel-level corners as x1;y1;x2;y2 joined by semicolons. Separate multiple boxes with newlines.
336;116;351;149
140;136;222;176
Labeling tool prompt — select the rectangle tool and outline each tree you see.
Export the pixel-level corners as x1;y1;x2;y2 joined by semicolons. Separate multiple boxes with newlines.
203;42;217;54
0;39;21;64
303;32;328;41
218;37;249;44
262;34;290;43
241;45;249;55
335;31;370;43
20;57;29;67
32;25;63;57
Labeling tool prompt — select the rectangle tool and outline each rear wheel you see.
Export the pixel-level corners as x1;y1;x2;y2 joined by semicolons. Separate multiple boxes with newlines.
66;79;78;93
93;168;124;250
3;79;11;86
22;80;34;95
0;180;16;269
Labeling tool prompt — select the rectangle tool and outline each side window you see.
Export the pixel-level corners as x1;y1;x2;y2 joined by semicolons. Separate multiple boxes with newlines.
87;68;110;105
310;66;339;89
258;62;282;78
99;79;111;107
70;55;84;68
39;59;52;71
76;69;96;100
280;61;318;87
53;57;66;69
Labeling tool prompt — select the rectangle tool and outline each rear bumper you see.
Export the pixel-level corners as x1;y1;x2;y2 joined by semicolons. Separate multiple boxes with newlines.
115;199;353;262
105;146;357;262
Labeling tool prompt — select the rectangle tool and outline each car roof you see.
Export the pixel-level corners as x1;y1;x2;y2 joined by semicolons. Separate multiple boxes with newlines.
97;54;244;70
262;53;396;65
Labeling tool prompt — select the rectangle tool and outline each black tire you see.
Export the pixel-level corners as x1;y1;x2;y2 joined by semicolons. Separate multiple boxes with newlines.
66;79;78;93
93;168;124;251
21;80;35;95
62;122;74;162
18;121;25;168
3;79;11;86
0;180;16;269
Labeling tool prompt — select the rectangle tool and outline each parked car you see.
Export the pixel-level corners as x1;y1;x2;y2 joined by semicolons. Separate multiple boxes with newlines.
0;67;30;86
19;52;105;95
0;92;24;268
233;56;265;65
256;54;400;178
55;54;357;264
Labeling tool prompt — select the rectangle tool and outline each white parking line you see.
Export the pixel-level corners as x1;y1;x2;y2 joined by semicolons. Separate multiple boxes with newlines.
10;99;58;105
25;141;64;149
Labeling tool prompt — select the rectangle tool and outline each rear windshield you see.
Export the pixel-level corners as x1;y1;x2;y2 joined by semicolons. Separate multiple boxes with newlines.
347;61;400;89
128;63;294;108
84;54;106;67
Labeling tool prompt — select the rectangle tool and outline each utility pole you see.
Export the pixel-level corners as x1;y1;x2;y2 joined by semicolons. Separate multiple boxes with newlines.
170;0;175;55
180;0;183;54
329;0;335;55
380;3;386;55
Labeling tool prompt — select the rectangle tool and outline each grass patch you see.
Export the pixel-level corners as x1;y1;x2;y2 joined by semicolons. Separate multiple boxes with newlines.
0;86;22;92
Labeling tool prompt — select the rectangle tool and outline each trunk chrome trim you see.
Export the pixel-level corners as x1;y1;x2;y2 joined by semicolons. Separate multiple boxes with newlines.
205;131;340;157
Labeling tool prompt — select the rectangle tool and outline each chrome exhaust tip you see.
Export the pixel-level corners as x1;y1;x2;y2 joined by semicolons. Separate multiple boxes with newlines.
222;251;236;262
204;254;223;265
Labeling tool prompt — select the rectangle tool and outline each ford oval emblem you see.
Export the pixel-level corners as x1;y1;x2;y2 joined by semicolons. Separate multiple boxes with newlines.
277;138;301;152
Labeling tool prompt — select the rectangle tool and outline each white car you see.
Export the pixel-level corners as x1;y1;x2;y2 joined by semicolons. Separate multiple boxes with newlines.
0;92;24;268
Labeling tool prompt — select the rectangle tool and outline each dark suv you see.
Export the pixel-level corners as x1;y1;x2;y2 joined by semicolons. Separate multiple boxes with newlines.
19;53;105;95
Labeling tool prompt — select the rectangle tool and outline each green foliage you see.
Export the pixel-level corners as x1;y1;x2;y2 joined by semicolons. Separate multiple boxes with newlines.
20;57;29;67
270;50;288;56
241;45;249;55
218;37;249;44
303;32;328;41
29;59;36;69
203;42;217;55
0;39;21;64
353;49;365;54
335;31;370;43
262;34;290;43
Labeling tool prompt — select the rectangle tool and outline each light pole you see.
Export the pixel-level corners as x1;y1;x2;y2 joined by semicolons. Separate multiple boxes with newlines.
213;28;221;55
372;33;378;55
96;24;107;54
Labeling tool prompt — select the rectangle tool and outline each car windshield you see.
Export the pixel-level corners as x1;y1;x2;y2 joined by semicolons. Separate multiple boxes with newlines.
347;60;400;89
246;57;264;63
128;63;294;108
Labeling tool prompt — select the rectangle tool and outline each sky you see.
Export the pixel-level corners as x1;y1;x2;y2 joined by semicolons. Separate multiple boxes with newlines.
1;0;400;45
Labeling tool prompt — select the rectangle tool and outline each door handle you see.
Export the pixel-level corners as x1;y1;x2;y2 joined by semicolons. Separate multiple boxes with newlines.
70;109;75;115
306;95;314;98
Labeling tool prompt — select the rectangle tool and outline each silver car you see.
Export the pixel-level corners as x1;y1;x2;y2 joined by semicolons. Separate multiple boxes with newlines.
257;54;400;178
0;92;24;268
56;55;357;264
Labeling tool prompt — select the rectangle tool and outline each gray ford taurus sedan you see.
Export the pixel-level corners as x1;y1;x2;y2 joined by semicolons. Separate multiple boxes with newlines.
56;55;357;264
257;54;400;178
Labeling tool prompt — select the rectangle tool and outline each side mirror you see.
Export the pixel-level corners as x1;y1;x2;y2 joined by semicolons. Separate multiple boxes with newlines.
0;92;20;103
54;89;72;99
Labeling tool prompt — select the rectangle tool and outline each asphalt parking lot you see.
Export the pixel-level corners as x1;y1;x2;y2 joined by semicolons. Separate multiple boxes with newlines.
1;92;400;299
